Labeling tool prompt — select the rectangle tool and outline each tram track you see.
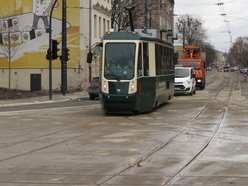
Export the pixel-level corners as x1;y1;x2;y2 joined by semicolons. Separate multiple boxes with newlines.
0;104;101;148
163;73;236;185
97;72;237;186
0;123;108;163
0;72;242;185
0;104;109;163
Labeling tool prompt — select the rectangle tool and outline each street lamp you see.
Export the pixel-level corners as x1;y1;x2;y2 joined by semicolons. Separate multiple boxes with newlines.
47;0;58;100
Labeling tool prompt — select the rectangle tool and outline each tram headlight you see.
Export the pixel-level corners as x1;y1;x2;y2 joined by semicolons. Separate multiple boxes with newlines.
129;82;136;94
103;83;108;92
131;84;135;92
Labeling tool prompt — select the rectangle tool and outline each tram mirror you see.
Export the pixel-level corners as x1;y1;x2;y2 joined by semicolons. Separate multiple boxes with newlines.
93;46;101;56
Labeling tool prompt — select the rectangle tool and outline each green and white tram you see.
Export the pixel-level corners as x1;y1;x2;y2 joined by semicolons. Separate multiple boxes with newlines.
100;31;174;113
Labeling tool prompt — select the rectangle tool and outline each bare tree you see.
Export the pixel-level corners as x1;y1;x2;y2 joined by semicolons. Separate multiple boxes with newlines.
176;14;207;45
200;42;217;67
229;37;248;67
0;20;21;90
129;0;159;29
111;0;162;31
111;0;131;31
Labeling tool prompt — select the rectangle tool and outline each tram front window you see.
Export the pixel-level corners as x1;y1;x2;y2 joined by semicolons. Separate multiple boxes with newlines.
104;43;136;80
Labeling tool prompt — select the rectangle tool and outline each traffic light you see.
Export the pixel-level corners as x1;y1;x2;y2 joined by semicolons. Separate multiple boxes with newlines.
65;48;70;61
87;51;93;63
52;39;59;60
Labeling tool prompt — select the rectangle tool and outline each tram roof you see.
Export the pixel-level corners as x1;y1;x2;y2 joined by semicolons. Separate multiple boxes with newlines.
103;31;173;47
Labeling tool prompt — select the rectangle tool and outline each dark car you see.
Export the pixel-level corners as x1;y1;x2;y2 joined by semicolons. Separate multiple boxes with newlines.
88;77;100;100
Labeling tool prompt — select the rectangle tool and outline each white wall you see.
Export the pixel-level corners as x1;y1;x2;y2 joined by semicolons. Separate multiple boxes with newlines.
80;0;111;84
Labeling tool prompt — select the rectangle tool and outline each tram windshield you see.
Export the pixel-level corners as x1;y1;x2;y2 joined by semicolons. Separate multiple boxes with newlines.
104;43;136;80
175;68;189;78
177;61;201;70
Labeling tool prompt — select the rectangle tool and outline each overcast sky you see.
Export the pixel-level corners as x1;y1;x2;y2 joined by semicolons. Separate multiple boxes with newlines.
174;0;248;52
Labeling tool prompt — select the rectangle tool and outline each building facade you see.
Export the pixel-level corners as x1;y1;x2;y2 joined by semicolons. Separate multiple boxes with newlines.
132;0;175;43
80;0;111;89
0;0;111;91
215;51;226;68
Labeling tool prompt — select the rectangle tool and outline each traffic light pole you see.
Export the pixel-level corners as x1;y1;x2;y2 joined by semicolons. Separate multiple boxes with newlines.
61;0;68;95
48;0;58;100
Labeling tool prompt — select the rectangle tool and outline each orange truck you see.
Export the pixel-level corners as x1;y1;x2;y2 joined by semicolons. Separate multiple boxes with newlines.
177;45;206;90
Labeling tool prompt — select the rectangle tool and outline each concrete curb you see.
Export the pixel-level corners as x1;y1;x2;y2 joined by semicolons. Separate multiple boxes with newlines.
0;91;89;107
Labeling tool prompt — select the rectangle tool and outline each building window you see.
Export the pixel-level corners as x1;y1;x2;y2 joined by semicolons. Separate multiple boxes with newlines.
99;17;102;38
107;20;110;31
103;18;106;33
94;15;97;38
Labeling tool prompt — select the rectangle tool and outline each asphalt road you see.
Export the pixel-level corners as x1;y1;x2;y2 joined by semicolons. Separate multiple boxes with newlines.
0;98;94;112
0;71;248;186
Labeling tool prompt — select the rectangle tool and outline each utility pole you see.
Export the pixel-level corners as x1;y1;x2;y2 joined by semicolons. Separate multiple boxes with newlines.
179;20;186;49
144;0;148;32
183;24;185;49
125;7;135;32
61;0;68;95
8;29;11;90
88;0;92;83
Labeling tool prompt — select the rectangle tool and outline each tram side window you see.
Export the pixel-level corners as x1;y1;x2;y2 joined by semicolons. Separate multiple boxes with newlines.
155;44;161;75
167;49;170;73
156;44;174;75
143;43;149;76
138;43;143;77
170;49;174;73
162;46;167;74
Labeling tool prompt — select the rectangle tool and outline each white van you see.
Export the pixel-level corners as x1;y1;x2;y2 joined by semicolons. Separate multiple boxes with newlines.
174;66;196;95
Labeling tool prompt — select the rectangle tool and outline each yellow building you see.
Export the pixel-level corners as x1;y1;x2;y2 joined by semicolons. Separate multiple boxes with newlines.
0;0;111;91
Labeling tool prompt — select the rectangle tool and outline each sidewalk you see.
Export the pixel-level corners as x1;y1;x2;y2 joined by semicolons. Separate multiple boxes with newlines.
0;90;89;107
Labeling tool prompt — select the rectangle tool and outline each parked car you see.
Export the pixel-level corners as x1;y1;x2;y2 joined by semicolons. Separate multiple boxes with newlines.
88;77;100;100
174;66;196;95
240;68;248;74
230;66;238;72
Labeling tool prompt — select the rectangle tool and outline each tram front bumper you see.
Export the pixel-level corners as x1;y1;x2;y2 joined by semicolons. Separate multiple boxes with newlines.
101;94;137;112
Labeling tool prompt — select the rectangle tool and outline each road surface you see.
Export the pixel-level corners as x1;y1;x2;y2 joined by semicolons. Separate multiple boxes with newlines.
0;71;248;186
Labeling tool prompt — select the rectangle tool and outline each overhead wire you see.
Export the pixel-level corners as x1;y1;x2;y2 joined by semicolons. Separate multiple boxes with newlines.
216;0;233;48
176;0;238;51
